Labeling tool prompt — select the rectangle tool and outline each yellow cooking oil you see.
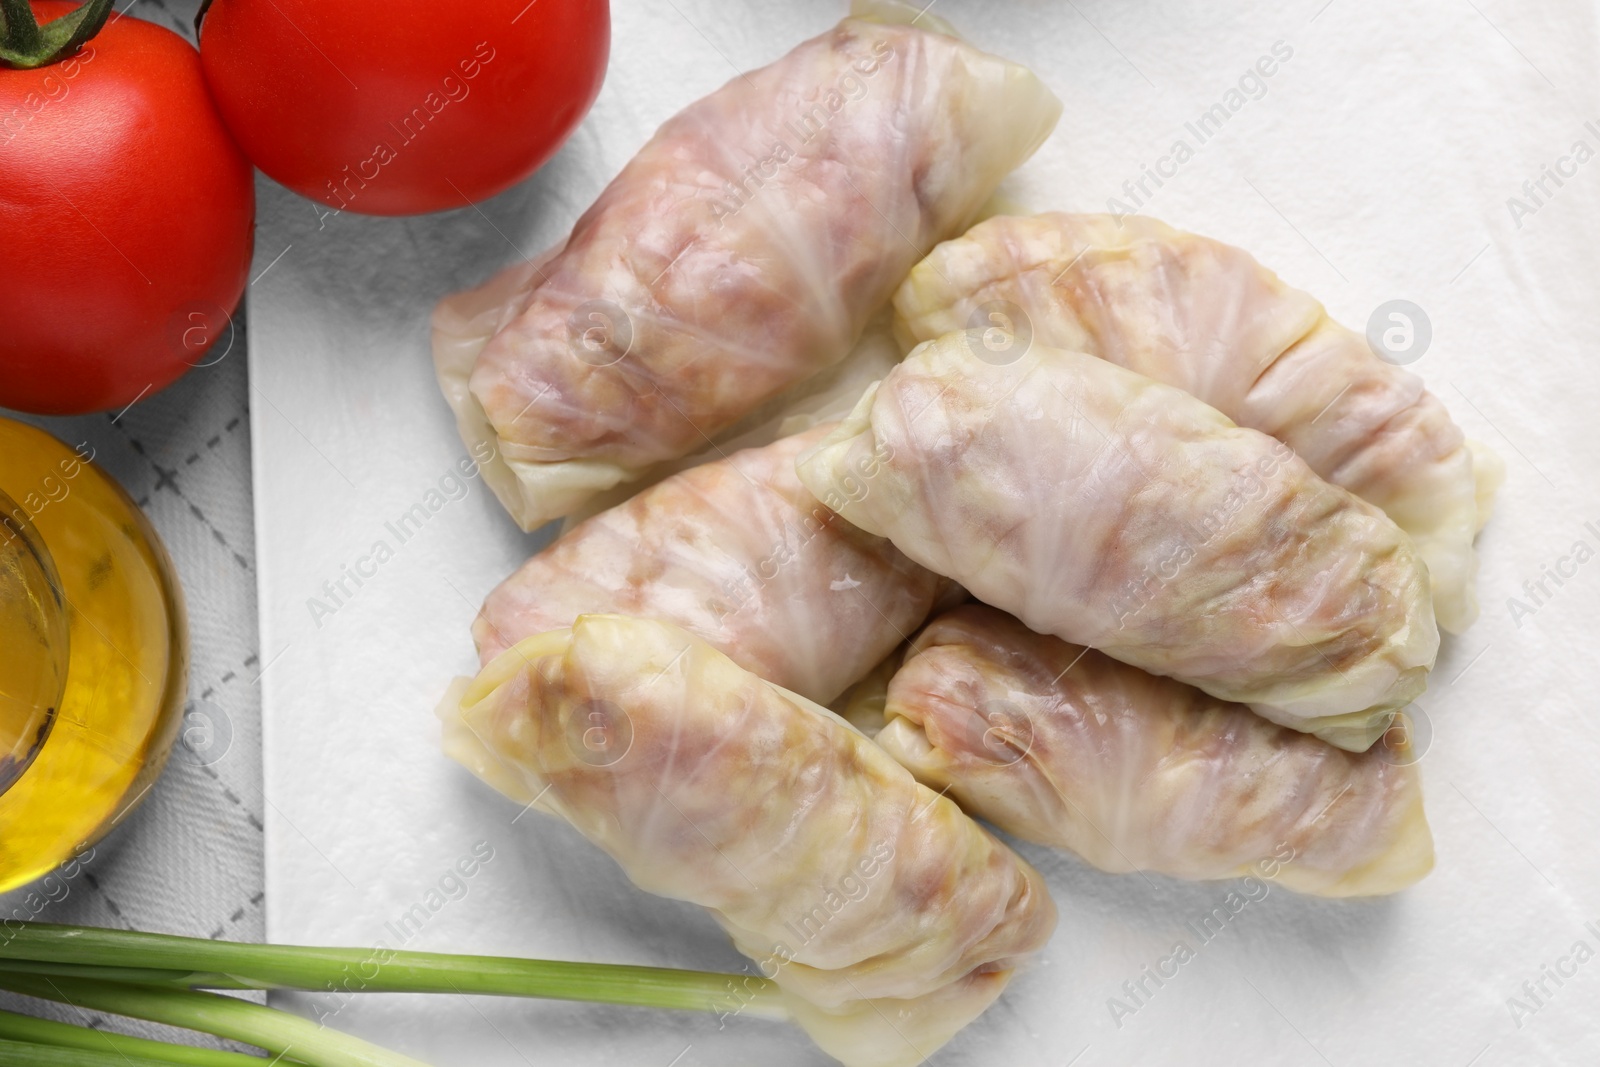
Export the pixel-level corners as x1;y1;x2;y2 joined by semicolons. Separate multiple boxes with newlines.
0;417;188;892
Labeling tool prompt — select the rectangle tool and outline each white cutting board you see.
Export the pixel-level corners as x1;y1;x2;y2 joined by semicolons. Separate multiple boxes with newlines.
252;2;1600;1065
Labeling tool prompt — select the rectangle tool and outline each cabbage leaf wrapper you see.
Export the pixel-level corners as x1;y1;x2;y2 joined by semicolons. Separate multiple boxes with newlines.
474;426;946;705
878;606;1434;896
796;333;1439;750
440;614;1057;1067
894;213;1502;632
433;0;1062;529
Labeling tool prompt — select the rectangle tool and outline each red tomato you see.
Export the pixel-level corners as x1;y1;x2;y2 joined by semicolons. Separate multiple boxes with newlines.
0;4;255;415
198;0;609;216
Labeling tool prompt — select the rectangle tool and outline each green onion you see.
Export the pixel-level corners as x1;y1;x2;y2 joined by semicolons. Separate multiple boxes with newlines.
0;961;218;987
0;1007;295;1067
0;1035;195;1067
0;973;430;1067
0;923;792;1067
0;924;788;1020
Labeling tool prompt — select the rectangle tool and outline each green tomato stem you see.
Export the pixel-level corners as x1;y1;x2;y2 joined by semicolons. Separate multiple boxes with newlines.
0;0;41;54
0;0;114;70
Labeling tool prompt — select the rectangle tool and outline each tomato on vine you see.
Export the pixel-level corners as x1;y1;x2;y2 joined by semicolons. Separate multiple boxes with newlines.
0;0;255;415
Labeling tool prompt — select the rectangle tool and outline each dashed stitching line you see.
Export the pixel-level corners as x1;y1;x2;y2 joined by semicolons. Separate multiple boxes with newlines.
70;409;265;940
183;419;240;467
200;653;259;702
196;761;267;835
209;892;266;940
106;418;254;573
80;872;131;929
194;650;262;856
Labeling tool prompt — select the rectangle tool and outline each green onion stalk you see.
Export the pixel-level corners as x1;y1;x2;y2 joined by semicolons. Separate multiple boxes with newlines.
0;1033;241;1067
0;1005;308;1066
0;923;789;1067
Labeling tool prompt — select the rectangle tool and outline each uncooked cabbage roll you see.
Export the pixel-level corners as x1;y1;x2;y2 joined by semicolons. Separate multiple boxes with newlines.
433;0;1062;530
795;333;1438;750
474;426;945;705
878;605;1433;896
441;614;1056;1067
893;213;1503;632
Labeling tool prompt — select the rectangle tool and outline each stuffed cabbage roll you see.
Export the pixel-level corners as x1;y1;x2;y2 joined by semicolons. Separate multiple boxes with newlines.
878;605;1433;896
434;0;1062;530
893;213;1503;632
474;426;946;705
795;333;1438;750
440;614;1056;1067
